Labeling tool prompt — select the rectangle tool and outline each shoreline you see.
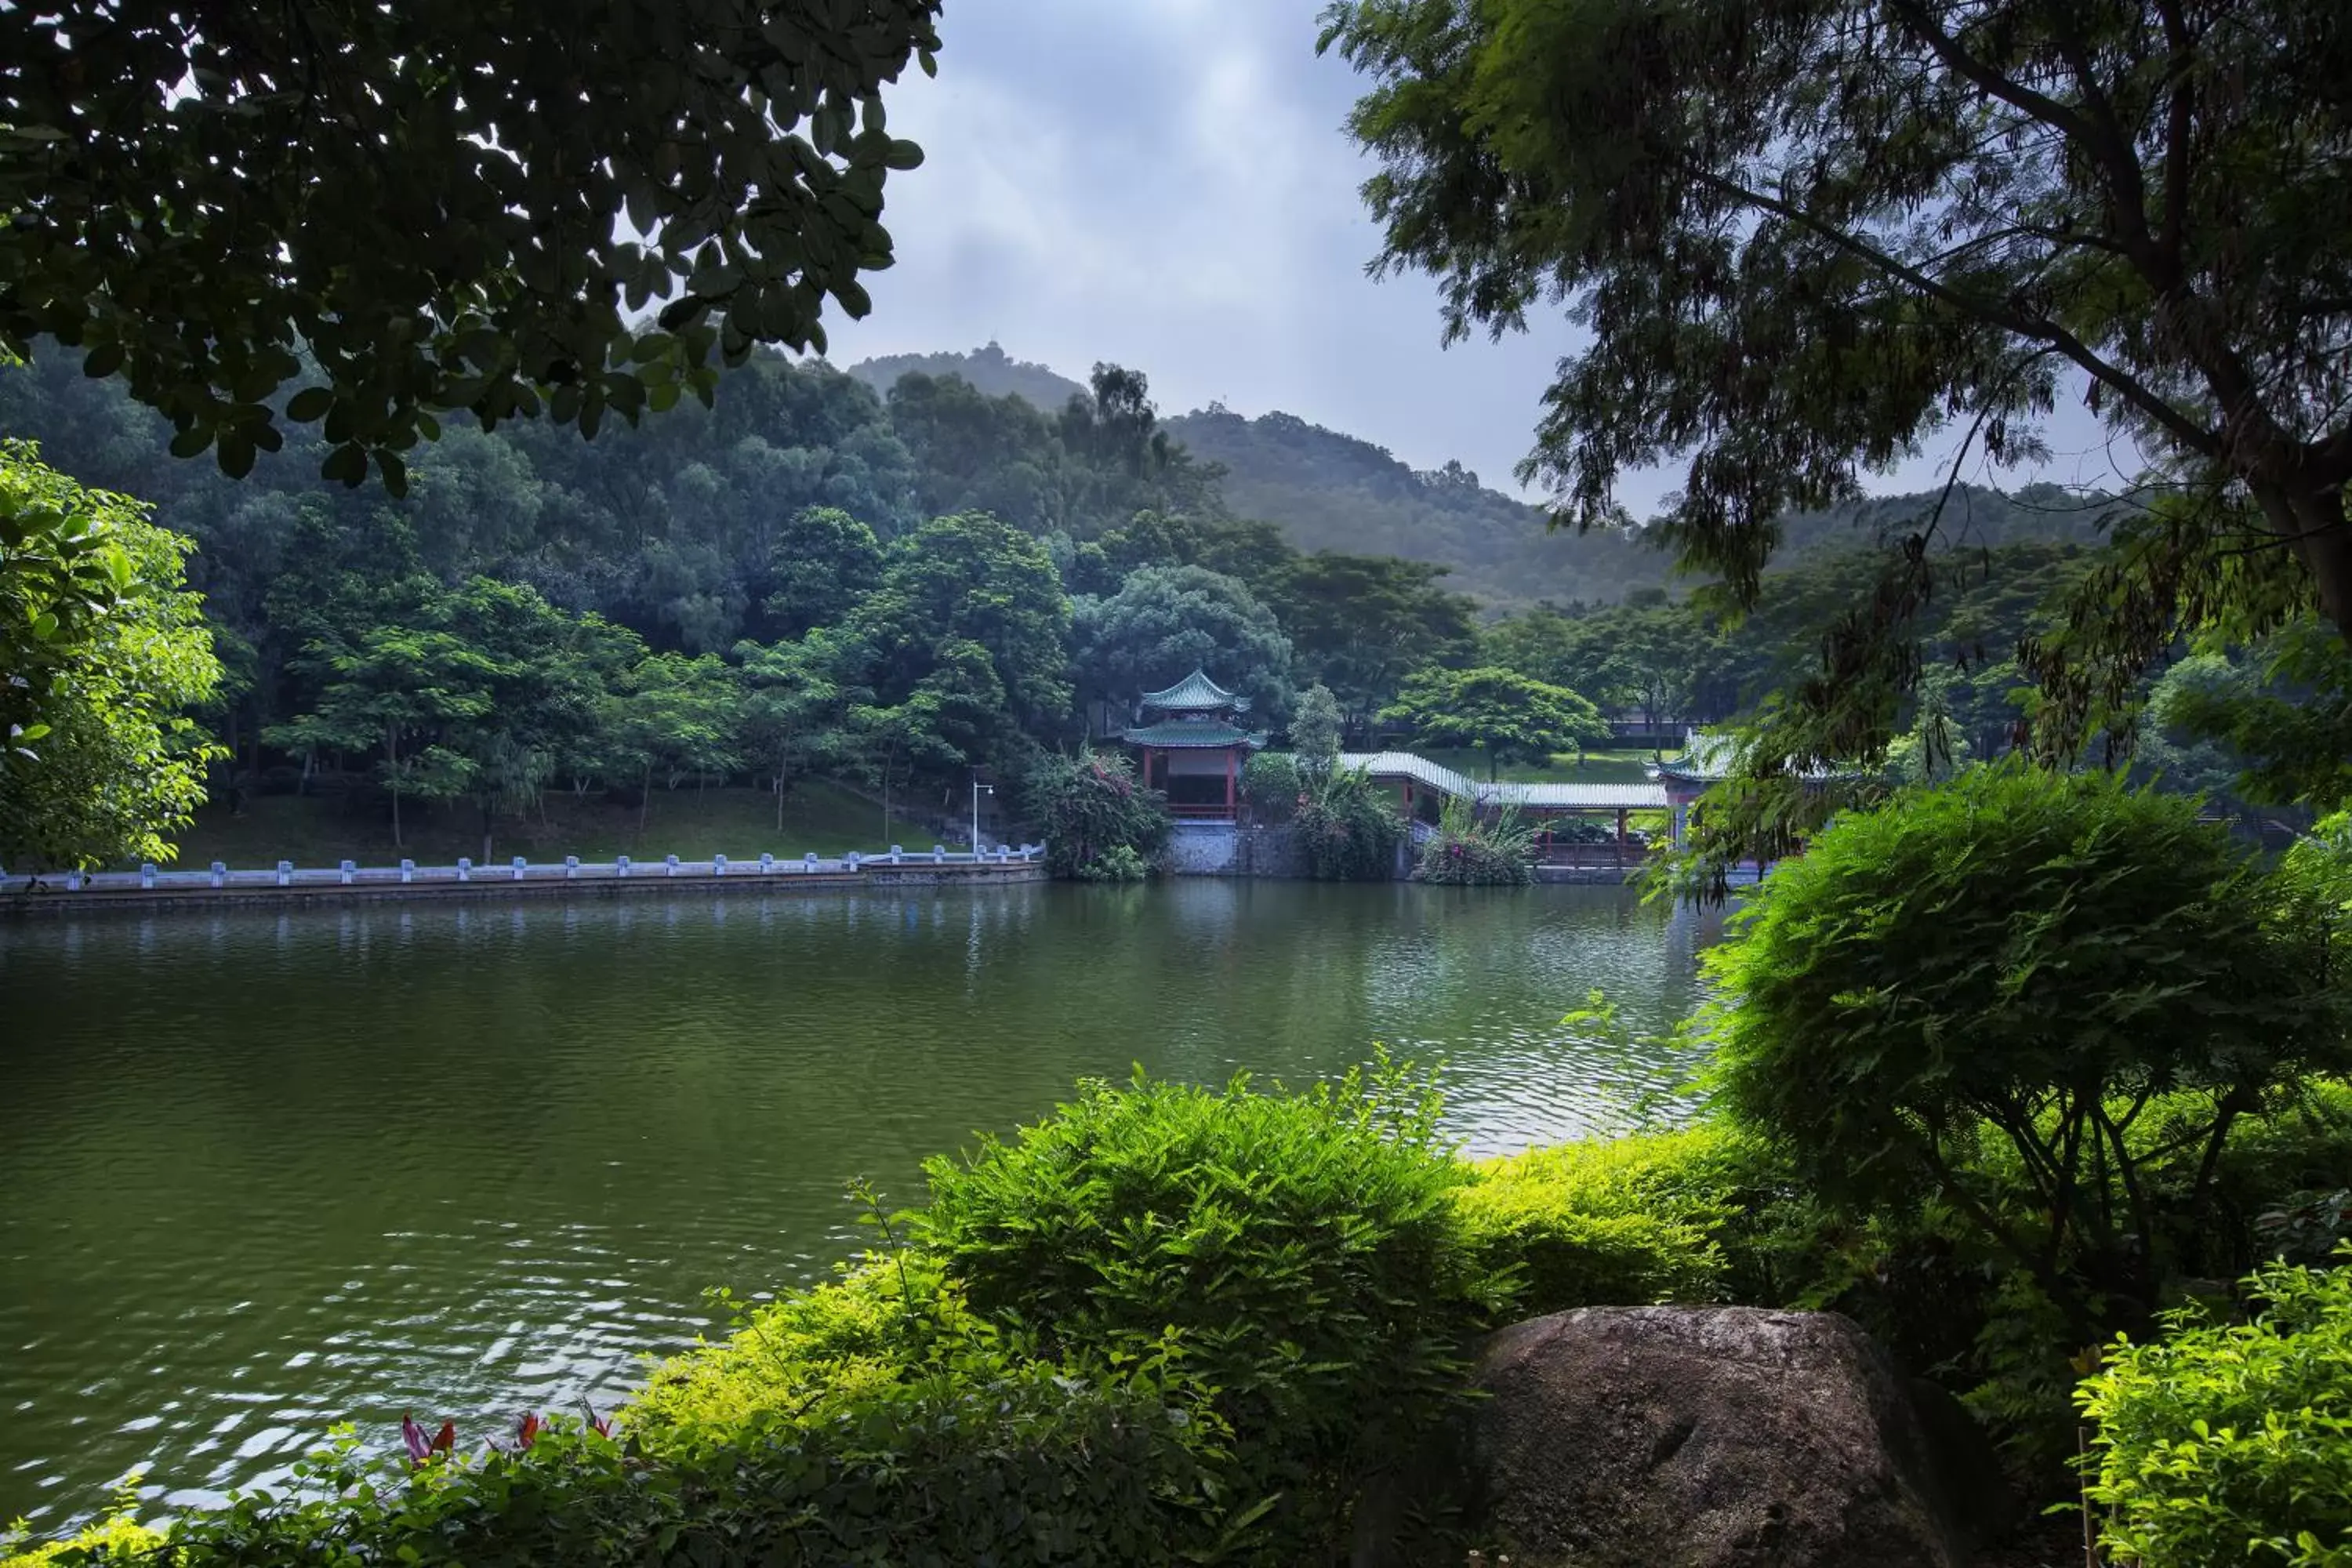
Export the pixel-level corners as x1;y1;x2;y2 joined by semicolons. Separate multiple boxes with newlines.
0;855;1050;916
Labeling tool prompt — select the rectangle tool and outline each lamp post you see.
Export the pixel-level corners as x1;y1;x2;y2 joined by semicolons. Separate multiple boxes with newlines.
971;777;994;852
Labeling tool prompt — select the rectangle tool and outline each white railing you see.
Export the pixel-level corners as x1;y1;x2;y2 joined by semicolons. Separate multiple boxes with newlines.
0;844;1047;897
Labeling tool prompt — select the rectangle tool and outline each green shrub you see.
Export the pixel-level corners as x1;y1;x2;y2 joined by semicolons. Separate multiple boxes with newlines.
1710;764;2352;1341
1414;797;1536;886
37;1261;1234;1568
1024;748;1172;880
1456;1127;1756;1310
1292;764;1406;880
1241;750;1303;822
2078;1255;2352;1567
915;1062;1506;1552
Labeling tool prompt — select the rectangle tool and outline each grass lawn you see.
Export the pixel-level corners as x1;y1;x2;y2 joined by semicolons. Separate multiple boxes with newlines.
147;781;944;871
1420;746;1664;786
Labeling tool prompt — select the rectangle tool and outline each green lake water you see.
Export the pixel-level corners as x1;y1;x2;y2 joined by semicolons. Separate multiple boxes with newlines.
0;880;1714;1530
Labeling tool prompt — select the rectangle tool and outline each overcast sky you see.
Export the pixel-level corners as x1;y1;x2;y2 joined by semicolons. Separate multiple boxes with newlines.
817;0;2142;518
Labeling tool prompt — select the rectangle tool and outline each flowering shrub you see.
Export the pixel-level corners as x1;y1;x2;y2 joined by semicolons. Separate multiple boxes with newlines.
1414;797;1537;885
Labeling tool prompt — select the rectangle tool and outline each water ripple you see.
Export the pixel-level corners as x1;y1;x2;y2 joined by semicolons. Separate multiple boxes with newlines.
0;882;1709;1526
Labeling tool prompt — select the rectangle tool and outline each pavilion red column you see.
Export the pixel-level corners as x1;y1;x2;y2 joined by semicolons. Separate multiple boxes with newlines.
1225;747;1236;818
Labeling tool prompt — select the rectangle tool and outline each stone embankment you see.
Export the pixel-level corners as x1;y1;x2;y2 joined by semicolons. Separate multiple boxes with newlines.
1;844;1049;914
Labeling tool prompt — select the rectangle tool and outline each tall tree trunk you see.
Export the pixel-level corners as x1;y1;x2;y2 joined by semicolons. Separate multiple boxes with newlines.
387;722;403;850
639;762;652;837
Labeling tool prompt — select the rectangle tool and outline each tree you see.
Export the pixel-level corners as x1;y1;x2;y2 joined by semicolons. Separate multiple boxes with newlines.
1071;564;1294;725
612;652;743;831
760;508;884;640
1022;748;1173;882
0;445;221;868
1708;765;2352;1339
267;626;497;849
2154;617;2352;810
1485;602;1711;733
2;2;943;489
1321;0;2352;749
735;633;851;829
1290;684;1345;777
1381;666;1609;780
1266;552;1475;735
847;511;1073;747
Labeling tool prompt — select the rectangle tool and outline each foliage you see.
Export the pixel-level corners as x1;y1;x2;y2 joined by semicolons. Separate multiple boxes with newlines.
1323;0;2352;840
847;511;1073;746
1022;749;1172;881
1287;684;1344;775
1454;1127;1750;1313
1291;764;1406;881
27;1359;1227;1568
732;633;849;829
0;442;221;868
1707;765;2352;1341
1263;553;1476;731
1381;665;1606;781
2078;1255;2352;1568
0;2;942;489
2158;617;2352;808
1484;598;1713;730
1241;751;1305;824
1072;564;1294;722
759;508;884;641
916;1062;1507;1554
1413;797;1537;886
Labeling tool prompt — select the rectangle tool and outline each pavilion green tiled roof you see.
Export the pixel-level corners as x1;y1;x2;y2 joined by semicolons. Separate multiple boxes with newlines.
1121;719;1267;750
1138;668;1250;713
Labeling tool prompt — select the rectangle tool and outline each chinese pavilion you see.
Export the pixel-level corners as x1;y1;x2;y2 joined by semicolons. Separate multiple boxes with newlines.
1123;669;1266;822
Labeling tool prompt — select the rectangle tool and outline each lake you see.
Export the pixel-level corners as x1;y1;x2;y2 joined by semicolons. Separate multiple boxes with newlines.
0;880;1714;1530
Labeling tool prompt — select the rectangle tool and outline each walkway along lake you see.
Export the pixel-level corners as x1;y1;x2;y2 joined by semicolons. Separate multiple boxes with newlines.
0;880;1715;1529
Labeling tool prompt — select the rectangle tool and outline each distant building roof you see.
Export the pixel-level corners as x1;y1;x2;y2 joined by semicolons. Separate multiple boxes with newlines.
1650;728;1849;786
1125;718;1268;750
1337;752;1668;811
1140;668;1250;713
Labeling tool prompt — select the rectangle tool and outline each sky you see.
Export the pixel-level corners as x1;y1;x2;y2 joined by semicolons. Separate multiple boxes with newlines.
817;0;2143;518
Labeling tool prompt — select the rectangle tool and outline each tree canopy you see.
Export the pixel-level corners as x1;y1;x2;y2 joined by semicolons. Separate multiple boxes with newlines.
0;441;220;868
1;1;942;492
1071;564;1295;724
1322;0;2352;756
1381;666;1607;780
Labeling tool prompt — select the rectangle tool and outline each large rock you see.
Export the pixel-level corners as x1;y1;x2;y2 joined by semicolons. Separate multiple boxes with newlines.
1450;1306;1998;1568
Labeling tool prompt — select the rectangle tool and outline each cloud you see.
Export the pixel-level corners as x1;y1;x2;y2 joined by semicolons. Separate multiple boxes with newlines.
821;1;2144;518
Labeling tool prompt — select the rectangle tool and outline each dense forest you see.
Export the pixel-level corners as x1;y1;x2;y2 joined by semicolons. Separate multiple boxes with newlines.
0;343;2163;866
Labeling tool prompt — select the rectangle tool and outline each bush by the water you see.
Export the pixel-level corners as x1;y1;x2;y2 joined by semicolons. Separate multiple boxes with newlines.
1413;797;1537;885
1022;748;1172;881
916;1062;1509;1549
1456;1126;1751;1309
1291;764;1406;880
1710;765;2352;1345
2078;1254;2352;1568
1240;750;1302;822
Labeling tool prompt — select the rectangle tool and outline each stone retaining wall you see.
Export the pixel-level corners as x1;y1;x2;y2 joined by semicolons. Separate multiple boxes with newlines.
2;848;1050;916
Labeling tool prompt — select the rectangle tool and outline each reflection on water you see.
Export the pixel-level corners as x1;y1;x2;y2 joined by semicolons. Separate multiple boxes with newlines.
0;881;1714;1526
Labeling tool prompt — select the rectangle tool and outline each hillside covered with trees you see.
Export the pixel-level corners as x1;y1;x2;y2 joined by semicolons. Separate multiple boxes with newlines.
0;340;2176;872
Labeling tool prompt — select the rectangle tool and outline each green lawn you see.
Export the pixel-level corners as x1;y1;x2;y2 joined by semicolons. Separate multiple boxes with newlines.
147;782;943;871
1419;746;1663;786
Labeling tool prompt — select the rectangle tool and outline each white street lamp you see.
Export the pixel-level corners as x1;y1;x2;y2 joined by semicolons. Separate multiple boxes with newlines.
971;778;994;852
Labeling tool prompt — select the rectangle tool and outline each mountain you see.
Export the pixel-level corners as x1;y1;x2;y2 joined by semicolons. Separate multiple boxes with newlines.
838;345;2115;609
844;342;1089;412
1161;405;1671;608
